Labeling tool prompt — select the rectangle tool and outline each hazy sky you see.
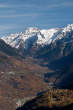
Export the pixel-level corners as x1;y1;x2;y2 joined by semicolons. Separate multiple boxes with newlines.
0;0;73;36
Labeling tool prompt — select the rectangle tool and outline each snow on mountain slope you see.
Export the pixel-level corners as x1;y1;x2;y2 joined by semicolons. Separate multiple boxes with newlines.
38;28;61;45
1;24;73;50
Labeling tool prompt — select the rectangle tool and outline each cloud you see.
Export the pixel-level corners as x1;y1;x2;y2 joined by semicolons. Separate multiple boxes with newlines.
48;2;73;8
62;2;73;7
0;1;73;10
0;24;24;36
0;25;17;31
0;3;9;8
0;3;37;9
0;13;40;18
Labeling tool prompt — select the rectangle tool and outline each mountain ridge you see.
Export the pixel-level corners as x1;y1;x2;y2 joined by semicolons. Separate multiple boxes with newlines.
1;24;73;50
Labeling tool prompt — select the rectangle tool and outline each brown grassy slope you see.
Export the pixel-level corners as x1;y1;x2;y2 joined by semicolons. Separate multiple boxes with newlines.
0;57;49;110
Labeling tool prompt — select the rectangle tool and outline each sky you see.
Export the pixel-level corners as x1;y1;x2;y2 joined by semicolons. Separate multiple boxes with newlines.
0;0;73;36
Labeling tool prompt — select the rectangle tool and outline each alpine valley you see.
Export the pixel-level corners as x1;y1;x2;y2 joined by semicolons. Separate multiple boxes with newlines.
0;24;73;110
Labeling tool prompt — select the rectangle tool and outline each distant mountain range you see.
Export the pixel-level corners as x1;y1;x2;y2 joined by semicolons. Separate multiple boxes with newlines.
1;24;73;50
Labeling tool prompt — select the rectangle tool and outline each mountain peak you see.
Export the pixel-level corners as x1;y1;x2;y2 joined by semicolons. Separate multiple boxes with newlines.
24;27;39;34
63;24;73;32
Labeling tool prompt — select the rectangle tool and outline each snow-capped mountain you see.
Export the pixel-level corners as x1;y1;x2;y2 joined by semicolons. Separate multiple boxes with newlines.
1;24;73;50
